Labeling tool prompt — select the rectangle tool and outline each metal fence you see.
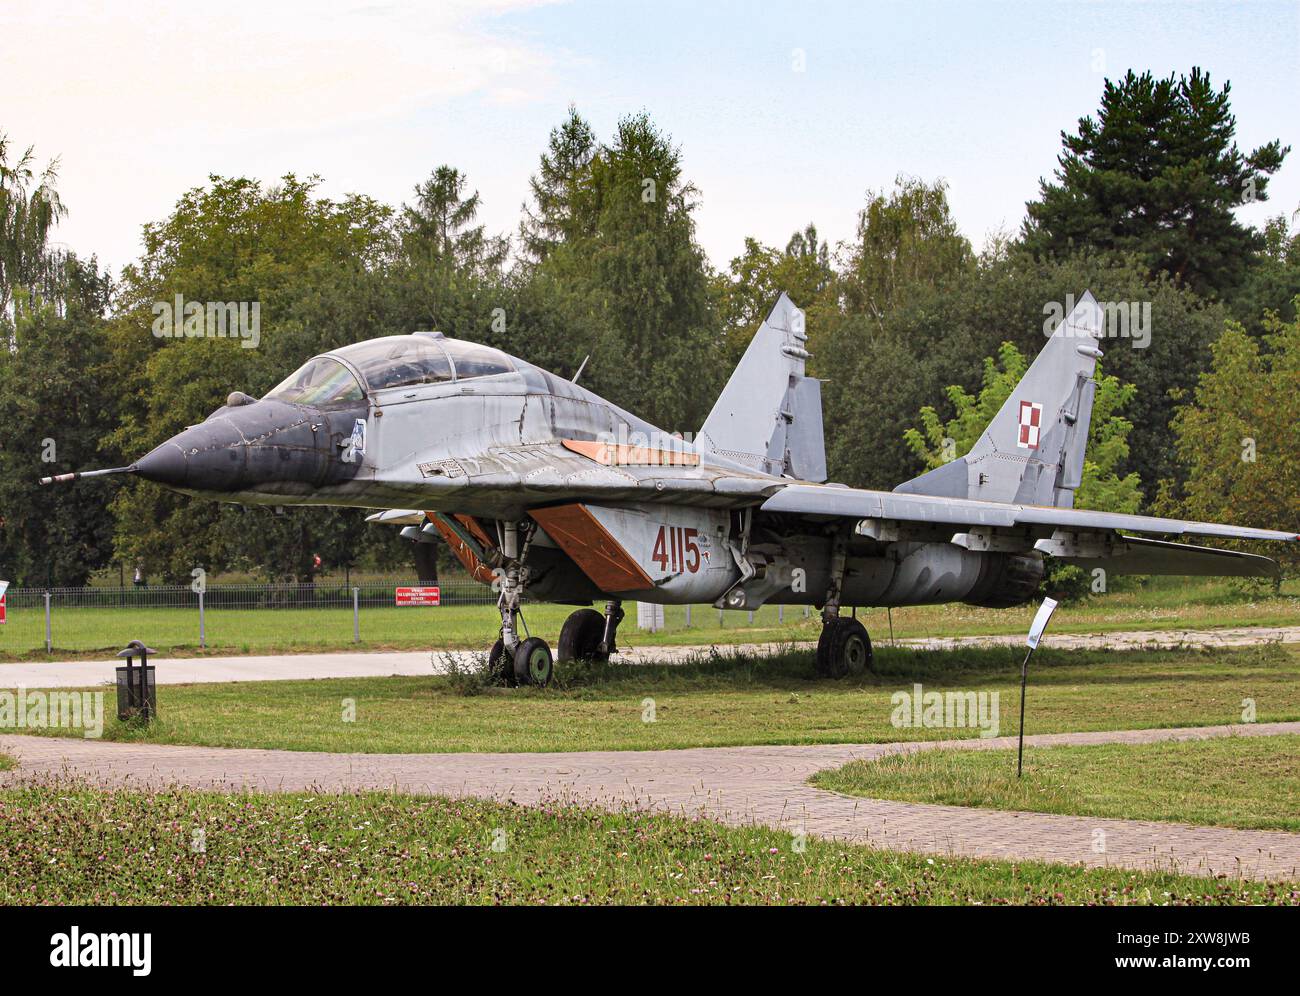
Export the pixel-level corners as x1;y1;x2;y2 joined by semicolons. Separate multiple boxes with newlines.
0;577;494;652
0;577;813;655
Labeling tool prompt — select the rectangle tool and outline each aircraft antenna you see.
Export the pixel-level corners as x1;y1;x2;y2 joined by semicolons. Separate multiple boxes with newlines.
571;355;590;384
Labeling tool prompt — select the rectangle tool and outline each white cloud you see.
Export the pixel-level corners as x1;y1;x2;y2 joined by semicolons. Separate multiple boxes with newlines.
1;0;564;268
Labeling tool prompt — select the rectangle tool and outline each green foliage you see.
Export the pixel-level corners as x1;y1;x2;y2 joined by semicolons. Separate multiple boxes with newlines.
713;224;834;365
0;132;66;319
1163;305;1300;573
1023;68;1289;298
0;257;117;585
521;110;719;428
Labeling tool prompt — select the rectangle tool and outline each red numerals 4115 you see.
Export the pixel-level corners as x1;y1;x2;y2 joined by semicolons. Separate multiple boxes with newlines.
652;525;701;573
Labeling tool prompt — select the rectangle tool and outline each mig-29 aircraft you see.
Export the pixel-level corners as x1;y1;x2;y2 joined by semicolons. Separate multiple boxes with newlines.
44;292;1297;685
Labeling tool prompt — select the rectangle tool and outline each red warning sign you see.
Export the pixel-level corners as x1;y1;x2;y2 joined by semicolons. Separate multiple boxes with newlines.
395;586;440;606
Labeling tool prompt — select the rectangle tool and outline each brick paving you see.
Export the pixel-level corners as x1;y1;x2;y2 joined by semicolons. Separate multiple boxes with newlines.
3;721;1298;882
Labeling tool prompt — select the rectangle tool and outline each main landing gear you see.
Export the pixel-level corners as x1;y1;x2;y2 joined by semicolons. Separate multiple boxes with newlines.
814;528;874;678
487;521;624;688
558;600;624;664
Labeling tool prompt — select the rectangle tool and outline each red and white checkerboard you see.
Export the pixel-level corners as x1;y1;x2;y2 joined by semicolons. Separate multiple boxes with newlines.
1017;400;1043;449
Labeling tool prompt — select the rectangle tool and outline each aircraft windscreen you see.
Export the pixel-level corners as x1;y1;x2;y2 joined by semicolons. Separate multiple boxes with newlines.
334;337;454;391
264;357;364;406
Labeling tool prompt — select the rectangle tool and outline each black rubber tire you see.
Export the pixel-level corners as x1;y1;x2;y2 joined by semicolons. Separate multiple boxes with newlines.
489;638;516;687
816;618;873;678
557;608;610;662
815;622;837;677
514;636;554;687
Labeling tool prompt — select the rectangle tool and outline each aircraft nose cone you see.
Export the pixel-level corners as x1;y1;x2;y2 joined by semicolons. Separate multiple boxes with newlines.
135;419;248;491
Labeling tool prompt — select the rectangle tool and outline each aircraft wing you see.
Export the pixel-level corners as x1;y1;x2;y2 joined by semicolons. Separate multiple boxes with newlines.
760;483;1297;575
761;483;1297;542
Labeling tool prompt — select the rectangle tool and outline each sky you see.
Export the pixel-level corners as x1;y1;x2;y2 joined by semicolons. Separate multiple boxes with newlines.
3;0;1298;276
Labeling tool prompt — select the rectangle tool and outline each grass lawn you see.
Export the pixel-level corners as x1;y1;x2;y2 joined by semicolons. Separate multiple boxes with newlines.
812;735;1300;833
1;575;1295;661
0;782;1294;905
0;753;12;772
12;643;1300;753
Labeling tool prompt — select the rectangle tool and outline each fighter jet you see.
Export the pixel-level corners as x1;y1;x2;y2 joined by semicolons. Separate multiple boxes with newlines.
44;292;1297;685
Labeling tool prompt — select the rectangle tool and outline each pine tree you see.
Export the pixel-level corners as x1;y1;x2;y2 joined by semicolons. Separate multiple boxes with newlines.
1023;68;1288;297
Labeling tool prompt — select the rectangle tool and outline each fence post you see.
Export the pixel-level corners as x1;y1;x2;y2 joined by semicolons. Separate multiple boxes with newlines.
748;610;754;625
778;605;784;624
198;589;206;649
352;587;360;643
44;592;52;653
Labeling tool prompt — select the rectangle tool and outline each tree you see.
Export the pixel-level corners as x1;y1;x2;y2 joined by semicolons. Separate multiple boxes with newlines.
0;132;66;321
814;178;977;489
713;224;833;364
1023;68;1289;298
401;165;507;274
1161;306;1300;573
839;176;972;330
520;110;720;429
904;341;1143;514
0;255;118;586
1231;211;1300;335
518;106;596;265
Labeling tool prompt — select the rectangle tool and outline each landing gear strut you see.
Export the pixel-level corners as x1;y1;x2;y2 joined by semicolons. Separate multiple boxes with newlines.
814;528;873;678
491;520;555;687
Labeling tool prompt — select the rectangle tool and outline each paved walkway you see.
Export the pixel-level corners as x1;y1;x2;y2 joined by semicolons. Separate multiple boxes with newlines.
3;721;1298;881
2;625;1296;689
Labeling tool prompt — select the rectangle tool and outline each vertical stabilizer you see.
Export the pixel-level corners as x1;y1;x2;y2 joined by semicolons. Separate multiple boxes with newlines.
698;293;827;481
895;291;1105;507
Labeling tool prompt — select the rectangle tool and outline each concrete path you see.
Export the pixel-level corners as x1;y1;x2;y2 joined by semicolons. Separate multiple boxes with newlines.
1;625;1296;689
3;721;1298;881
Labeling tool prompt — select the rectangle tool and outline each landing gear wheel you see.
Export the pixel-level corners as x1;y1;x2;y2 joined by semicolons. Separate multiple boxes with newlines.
514;636;554;687
816;618;873;678
558;608;610;663
489;638;517;687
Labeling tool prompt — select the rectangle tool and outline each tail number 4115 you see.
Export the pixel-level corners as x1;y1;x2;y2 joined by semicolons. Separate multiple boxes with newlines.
651;525;701;573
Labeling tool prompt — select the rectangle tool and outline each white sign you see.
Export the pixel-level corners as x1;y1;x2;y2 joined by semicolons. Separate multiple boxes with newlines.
0;581;8;600
1025;597;1058;650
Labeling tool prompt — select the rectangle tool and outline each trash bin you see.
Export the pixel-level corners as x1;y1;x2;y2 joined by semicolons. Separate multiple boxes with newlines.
115;640;158;721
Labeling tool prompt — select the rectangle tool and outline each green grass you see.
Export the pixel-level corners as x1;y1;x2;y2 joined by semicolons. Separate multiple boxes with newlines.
812;735;1300;833
1;575;1295;661
0;782;1293;904
0;753;12;772
14;644;1300;753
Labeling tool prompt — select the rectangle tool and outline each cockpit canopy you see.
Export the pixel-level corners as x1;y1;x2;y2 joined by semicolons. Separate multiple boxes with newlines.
264;334;515;406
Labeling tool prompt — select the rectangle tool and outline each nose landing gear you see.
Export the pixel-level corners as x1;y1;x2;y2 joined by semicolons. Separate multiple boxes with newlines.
489;519;556;687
